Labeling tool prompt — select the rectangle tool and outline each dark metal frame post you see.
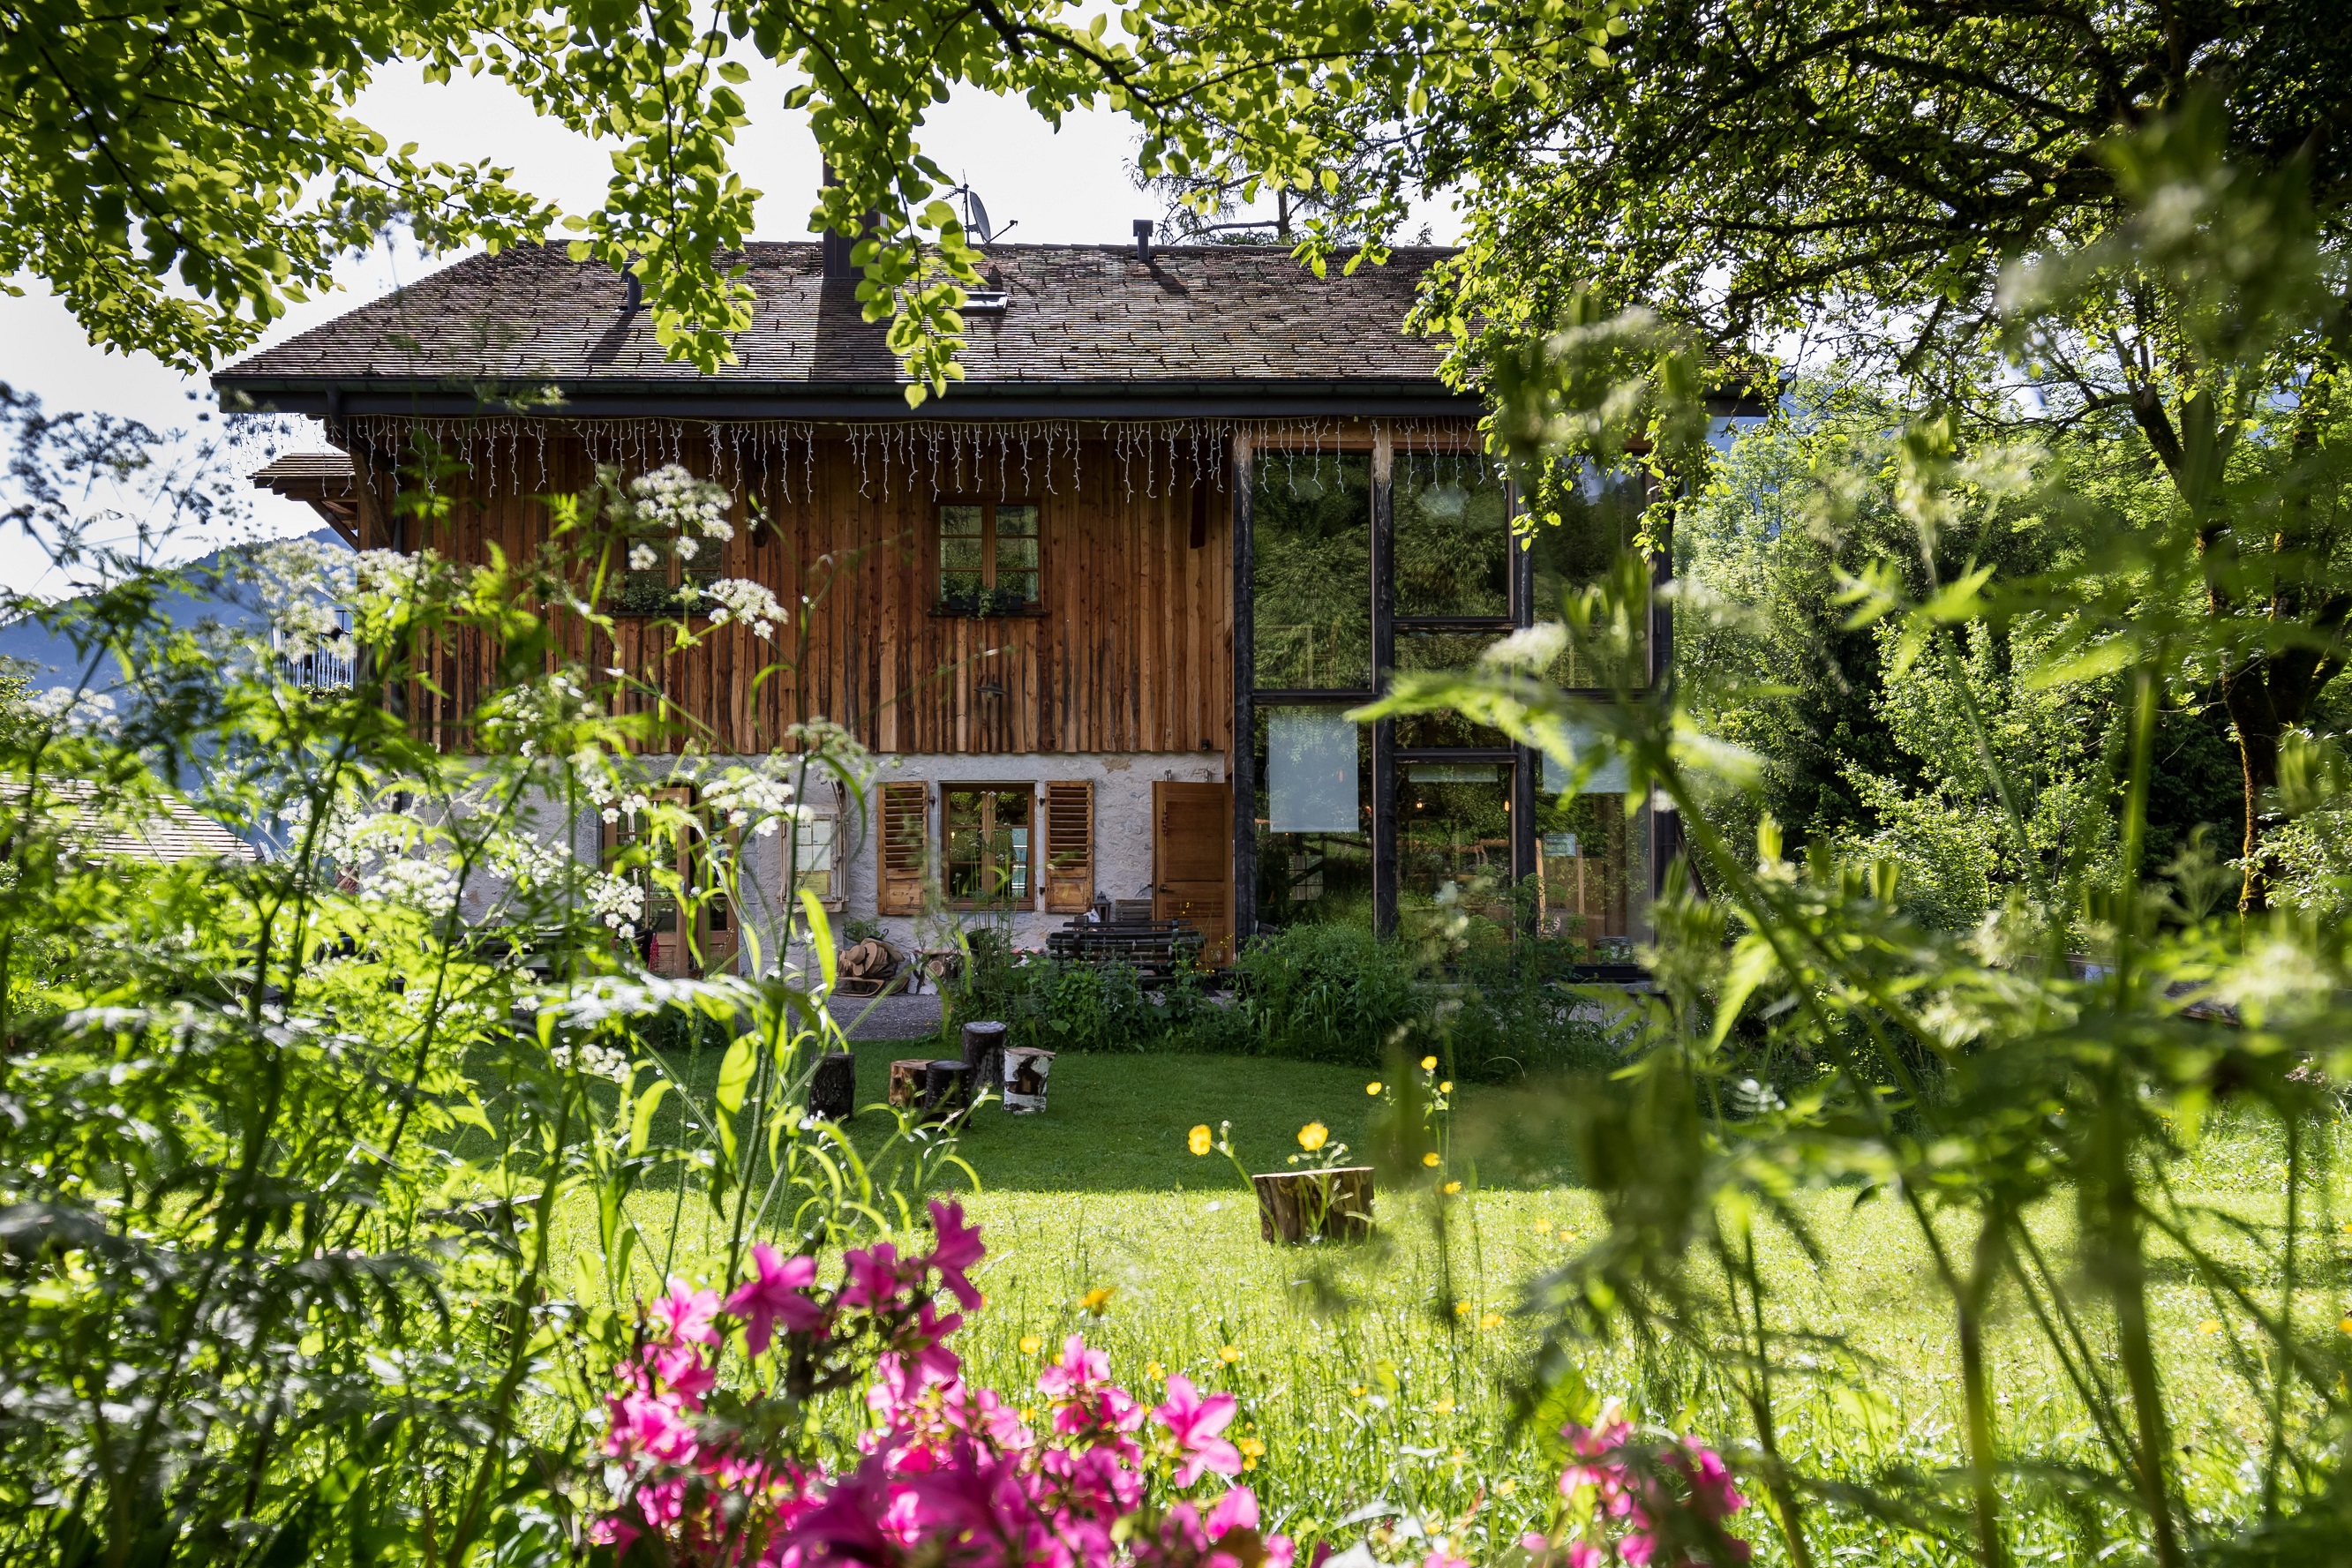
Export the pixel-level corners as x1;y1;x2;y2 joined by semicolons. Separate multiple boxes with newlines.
1230;436;1257;947
1370;436;1396;940
1648;491;1679;903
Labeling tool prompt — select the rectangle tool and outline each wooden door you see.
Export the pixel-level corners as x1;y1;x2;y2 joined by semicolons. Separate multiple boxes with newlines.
1153;780;1233;966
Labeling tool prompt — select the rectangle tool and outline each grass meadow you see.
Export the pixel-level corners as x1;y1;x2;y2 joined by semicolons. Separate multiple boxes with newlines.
557;1036;2352;1565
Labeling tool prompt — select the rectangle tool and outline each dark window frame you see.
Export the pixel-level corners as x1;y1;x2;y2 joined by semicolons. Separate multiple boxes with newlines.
933;498;1044;618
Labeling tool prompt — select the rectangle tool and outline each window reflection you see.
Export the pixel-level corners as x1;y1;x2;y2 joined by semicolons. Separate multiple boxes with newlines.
1253;706;1371;930
1396;761;1515;940
1393;452;1509;618
1537;744;1646;957
1527;462;1649;687
1252;454;1371;689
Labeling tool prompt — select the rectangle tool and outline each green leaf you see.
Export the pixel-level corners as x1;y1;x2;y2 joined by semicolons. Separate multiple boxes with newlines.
800;888;837;992
715;1035;755;1118
630;1080;673;1156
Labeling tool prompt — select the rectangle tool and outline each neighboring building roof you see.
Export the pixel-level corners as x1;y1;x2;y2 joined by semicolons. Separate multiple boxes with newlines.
253;454;361;545
4;778;256;864
212;242;1474;421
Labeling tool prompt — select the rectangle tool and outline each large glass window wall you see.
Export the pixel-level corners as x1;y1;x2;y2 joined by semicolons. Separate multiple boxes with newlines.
1237;438;1661;956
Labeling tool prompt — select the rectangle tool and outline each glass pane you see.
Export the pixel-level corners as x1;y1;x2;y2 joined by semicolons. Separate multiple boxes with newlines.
1251;453;1371;689
1397;761;1515;940
1391;632;1511;749
1394;452;1510;617
794;815;835;901
945;788;987;900
991;789;1032;901
1536;791;1644;958
1527;461;1648;686
1267;708;1359;832
1252;706;1371;931
1542;724;1632;795
940;504;986;536
996;503;1040;537
995;569;1040;605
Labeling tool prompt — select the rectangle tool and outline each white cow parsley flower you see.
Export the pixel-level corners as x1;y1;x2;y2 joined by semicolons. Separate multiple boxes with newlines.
700;579;789;639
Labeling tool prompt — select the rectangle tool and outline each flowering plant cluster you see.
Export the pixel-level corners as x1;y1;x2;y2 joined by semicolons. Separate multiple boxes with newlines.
1516;1407;1748;1568
598;1200;1293;1568
688;576;792;639
617;463;736;565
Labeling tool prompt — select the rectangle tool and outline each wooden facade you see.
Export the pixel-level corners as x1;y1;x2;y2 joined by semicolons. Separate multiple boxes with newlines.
350;431;1233;758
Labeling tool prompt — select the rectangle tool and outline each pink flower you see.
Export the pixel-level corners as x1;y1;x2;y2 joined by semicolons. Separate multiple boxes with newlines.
1153;1374;1243;1486
840;1242;910;1313
1206;1485;1259;1536
1566;1547;1603;1568
727;1242;824;1354
1421;1550;1469;1568
1039;1333;1111;1399
650;1277;721;1346
609;1390;699;1467
926;1198;987;1309
649;1342;714;1407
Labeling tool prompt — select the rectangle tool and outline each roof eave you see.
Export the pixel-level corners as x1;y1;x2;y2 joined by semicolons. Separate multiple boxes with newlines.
210;375;1484;423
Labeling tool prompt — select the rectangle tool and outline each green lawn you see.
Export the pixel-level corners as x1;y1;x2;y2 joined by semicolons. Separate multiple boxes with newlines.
639;1034;1567;1192
567;1039;2340;1564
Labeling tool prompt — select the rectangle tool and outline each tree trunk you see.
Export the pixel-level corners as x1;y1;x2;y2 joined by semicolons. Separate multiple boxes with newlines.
2220;666;2285;915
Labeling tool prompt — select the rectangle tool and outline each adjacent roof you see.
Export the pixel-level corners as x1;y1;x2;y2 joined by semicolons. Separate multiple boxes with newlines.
4;778;256;864
212;242;1474;421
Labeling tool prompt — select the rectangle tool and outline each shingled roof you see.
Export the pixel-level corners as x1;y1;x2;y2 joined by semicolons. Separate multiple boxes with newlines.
212;242;1473;421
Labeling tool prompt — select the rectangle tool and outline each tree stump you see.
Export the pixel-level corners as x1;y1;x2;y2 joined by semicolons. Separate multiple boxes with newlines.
921;1059;971;1122
1003;1047;1055;1114
961;1021;1008;1108
809;1051;855;1122
1251;1167;1375;1245
888;1058;930;1110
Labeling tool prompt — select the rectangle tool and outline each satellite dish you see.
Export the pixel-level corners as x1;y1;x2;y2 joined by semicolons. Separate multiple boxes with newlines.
952;184;1008;244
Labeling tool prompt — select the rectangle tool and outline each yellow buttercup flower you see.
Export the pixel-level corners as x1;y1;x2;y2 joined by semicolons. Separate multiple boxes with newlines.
1298;1121;1329;1152
1479;1311;1505;1331
1432;1397;1456;1415
2339;1318;2352;1337
1349;1384;1369;1399
1146;1360;1167;1380
1421;1055;1438;1072
1082;1286;1116;1315
1454;1299;1472;1316
1497;1479;1518;1498
1188;1124;1214;1157
1439;1080;1453;1094
1443;1181;1462;1195
1366;1081;1383;1095
1020;1334;1044;1355
2198;1319;2222;1335
1239;1436;1266;1471
1423;1152;1441;1167
1218;1344;1242;1364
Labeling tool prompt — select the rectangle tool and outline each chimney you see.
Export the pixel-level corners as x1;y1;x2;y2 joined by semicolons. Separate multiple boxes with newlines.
822;160;854;281
1132;219;1154;262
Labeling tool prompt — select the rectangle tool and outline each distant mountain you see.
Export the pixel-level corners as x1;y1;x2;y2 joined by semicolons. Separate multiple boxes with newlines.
0;527;348;690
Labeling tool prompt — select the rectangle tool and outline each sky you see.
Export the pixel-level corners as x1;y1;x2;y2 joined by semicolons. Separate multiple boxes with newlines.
1;57;1338;596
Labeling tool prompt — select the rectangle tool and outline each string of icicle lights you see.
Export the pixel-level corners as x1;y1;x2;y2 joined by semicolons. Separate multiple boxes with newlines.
323;415;1492;501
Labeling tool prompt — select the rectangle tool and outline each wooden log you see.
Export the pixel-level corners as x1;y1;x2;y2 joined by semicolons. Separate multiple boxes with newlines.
921;1059;971;1122
888;1058;930;1110
1251;1167;1375;1245
960;1021;1008;1108
809;1051;855;1122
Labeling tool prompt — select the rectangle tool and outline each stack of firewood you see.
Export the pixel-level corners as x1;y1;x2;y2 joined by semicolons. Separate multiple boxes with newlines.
836;937;904;996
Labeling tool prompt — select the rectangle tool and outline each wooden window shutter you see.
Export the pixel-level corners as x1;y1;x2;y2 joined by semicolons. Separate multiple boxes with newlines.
878;781;930;915
1042;780;1094;912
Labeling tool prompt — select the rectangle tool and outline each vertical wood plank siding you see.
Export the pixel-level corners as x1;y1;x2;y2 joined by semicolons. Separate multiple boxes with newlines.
387;434;1231;756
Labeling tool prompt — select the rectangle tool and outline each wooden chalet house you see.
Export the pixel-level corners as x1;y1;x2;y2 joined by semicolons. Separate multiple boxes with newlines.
218;231;1728;974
